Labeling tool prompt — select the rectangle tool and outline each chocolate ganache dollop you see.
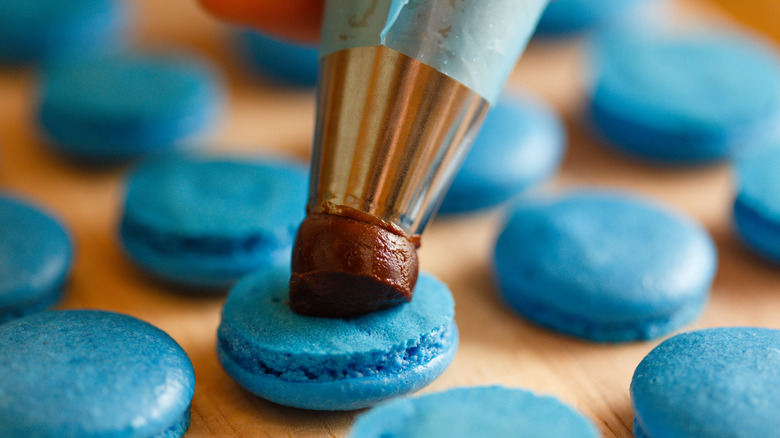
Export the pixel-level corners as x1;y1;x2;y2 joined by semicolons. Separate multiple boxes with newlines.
289;208;419;318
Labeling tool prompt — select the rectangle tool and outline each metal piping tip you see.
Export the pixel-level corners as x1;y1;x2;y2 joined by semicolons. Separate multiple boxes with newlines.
289;46;488;318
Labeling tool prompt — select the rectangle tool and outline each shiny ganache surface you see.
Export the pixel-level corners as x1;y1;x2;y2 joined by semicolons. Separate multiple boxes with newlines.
289;212;419;318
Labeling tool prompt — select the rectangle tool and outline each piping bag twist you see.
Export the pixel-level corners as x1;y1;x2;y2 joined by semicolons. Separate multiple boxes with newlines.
290;0;549;317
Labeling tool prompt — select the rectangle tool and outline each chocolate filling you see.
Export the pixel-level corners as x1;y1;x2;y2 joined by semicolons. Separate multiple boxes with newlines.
289;210;419;318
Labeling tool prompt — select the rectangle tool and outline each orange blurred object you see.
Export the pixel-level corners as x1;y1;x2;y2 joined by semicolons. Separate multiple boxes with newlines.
197;0;324;43
709;0;780;43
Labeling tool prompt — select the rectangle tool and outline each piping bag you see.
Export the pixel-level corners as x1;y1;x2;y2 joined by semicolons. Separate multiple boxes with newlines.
290;0;549;317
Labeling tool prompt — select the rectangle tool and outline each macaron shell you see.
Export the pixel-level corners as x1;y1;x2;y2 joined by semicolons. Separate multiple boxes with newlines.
732;146;780;262
0;195;72;322
438;93;565;215
535;0;649;35
118;230;293;288
217;268;458;410
0;310;195;438
631;327;780;438
494;191;716;341
733;199;780;262
218;323;458;411
119;155;308;288
588;31;780;163
122;156;307;239
0;0;128;64
37;53;223;161
349;386;599;438
39;54;220;122
235;30;318;87
735;146;780;222
220;269;454;364
592;32;780;129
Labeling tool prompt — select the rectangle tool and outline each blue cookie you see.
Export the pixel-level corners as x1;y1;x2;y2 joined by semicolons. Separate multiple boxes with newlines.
0;0;127;65
438;94;566;215
120;155;308;289
535;0;649;36
37;53;224;163
733;146;780;262
235;30;318;87
0;310;195;437
349;386;599;438
631;327;780;438
0;195;72;323
494;191;716;342
588;31;780;164
217;267;458;410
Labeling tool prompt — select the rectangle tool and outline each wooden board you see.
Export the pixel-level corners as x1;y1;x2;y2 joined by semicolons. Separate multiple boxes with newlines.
1;1;779;436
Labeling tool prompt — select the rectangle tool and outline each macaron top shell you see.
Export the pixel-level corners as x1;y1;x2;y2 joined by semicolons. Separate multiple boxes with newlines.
39;53;222;125
122;156;308;240
0;196;72;310
235;30;318;86
536;0;648;34
349;386;599;438
0;0;116;32
0;0;124;62
457;94;564;185
495;191;716;322
218;268;455;382
631;327;780;438
591;32;780;134
439;93;565;213
0;310;195;438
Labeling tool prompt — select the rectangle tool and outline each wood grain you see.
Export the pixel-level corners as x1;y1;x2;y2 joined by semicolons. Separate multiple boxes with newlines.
1;1;778;437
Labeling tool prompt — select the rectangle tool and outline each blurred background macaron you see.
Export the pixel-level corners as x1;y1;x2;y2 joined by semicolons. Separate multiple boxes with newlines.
0;195;72;324
438;93;566;216
534;0;653;36
587;30;780;164
119;154;308;289
234;29;318;87
36;52;224;164
732;145;780;263
494;191;717;342
0;0;130;65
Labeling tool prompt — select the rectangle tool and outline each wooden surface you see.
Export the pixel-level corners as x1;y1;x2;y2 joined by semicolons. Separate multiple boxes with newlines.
1;1;779;437
708;0;780;44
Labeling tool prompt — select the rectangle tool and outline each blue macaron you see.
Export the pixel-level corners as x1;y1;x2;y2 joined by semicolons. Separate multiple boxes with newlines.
733;146;780;263
0;310;195;437
494;191;717;342
588;31;780;164
0;195;72;323
234;30;318;87
37;53;224;163
631;327;780;438
0;0;128;65
535;0;649;36
349;386;599;438
438;93;566;215
217;267;458;410
120;155;308;289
